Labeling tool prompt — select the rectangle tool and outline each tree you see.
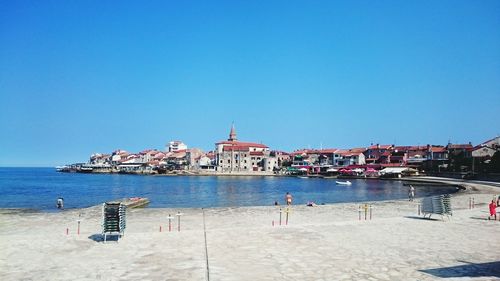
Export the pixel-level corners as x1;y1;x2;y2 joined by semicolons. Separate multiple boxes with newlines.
489;151;500;173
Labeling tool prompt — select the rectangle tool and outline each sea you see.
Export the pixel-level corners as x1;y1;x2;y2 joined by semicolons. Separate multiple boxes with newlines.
0;167;460;212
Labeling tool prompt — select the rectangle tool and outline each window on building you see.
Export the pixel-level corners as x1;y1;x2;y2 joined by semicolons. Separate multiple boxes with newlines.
220;160;222;164
227;160;230;163
244;160;247;163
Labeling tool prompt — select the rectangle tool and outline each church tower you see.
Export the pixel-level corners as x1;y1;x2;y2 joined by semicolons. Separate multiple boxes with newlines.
228;123;237;141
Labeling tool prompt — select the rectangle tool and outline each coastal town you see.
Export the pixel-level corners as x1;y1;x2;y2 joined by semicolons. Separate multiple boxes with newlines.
58;124;500;180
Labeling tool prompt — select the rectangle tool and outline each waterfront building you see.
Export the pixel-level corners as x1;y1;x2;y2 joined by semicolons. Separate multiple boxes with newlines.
472;136;500;158
290;149;319;167
402;146;429;165
364;144;393;164
334;148;367;166
139;149;161;163
446;143;473;158
186;148;204;169
196;155;216;171
270;151;291;167
89;153;111;166
427;145;448;161
167;141;187;152
111;150;129;164
215;124;274;173
388;147;409;164
317;149;338;166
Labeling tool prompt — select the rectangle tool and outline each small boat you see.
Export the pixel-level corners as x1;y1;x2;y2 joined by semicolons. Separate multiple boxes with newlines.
298;176;309;179
56;166;67;172
56;165;71;172
79;166;94;173
336;180;352;185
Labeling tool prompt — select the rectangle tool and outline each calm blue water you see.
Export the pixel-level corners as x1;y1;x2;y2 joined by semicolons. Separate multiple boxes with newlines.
0;168;459;211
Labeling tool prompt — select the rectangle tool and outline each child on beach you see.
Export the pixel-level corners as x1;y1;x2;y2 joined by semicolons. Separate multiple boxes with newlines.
489;200;497;221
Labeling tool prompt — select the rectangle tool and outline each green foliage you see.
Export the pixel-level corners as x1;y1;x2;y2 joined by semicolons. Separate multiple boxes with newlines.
490;151;500;173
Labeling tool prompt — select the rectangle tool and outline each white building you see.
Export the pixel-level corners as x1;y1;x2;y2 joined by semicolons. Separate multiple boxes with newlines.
472;136;500;158
334;149;366;166
167;141;187;152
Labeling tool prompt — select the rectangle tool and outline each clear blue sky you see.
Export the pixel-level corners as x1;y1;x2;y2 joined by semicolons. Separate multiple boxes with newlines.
1;0;499;166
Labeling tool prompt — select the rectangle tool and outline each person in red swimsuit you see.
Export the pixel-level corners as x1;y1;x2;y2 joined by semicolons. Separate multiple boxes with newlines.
489;200;497;220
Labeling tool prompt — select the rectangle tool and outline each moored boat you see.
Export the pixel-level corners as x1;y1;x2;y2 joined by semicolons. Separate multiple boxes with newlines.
79;166;94;173
336;180;352;185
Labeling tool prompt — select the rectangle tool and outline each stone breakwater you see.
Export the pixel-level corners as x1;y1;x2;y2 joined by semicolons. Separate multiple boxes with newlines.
0;181;499;281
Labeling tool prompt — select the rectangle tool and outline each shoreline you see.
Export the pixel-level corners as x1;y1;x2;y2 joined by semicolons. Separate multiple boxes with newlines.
1;177;496;214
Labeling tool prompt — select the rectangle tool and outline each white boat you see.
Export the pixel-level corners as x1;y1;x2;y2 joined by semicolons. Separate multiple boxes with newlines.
336;180;352;185
56;165;70;172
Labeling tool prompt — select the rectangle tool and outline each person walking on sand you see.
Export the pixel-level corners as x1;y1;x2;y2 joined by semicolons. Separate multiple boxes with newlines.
489;199;497;221
285;192;293;206
409;185;415;201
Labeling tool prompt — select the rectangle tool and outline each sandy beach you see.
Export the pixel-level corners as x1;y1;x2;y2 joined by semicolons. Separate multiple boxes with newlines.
1;179;500;281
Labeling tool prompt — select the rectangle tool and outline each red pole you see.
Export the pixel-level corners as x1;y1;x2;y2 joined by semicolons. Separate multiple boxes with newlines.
77;221;80;235
472;198;475;209
66;228;69;235
358;205;361;220
286;210;289;225
272;220;274;227
169;219;171;232
160;226;162;232
279;209;282;225
369;205;372;220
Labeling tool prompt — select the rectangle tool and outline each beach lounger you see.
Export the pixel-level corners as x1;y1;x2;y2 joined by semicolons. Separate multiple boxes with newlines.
102;202;126;242
421;194;452;220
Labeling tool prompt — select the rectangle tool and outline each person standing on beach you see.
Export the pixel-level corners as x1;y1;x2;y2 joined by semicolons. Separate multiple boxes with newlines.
409;185;415;201
489;200;497;220
285;192;293;205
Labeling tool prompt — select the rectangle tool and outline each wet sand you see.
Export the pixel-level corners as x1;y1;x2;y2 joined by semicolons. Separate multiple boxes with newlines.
1;179;499;280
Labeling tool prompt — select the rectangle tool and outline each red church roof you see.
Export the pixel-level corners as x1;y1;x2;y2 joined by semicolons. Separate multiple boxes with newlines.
216;140;269;148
